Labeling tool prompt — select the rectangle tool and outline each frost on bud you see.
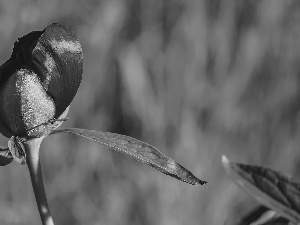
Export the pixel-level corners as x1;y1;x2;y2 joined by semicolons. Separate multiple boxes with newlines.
0;23;83;138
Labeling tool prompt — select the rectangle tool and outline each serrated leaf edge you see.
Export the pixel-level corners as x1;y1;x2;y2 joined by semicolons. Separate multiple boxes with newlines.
51;128;207;185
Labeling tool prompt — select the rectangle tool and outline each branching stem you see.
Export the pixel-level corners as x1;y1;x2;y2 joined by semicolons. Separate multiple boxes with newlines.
24;138;54;225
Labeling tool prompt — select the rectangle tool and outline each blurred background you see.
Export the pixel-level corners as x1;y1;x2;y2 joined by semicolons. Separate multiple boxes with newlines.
0;0;300;224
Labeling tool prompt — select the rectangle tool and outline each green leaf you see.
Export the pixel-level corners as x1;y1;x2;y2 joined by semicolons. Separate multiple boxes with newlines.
50;128;207;185
235;205;292;225
236;205;269;225
222;155;300;224
0;146;13;166
260;217;290;225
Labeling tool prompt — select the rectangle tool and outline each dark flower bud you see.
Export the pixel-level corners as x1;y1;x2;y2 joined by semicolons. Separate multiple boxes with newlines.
0;23;83;138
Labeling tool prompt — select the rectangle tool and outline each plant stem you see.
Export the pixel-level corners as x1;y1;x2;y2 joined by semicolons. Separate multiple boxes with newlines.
24;138;54;225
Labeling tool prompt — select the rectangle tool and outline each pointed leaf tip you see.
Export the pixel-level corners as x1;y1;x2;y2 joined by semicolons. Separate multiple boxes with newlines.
51;128;207;185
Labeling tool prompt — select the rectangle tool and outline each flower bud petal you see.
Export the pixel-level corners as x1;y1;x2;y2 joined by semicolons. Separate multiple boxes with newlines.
0;68;55;137
31;23;83;118
0;23;83;138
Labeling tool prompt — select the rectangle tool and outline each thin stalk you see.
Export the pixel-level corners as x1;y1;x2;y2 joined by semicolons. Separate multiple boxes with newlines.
24;138;54;225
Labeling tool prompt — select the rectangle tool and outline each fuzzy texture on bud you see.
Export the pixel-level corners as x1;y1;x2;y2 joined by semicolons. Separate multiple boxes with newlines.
0;23;83;138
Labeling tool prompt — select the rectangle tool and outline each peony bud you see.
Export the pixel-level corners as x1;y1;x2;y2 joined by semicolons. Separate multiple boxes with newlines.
0;23;83;138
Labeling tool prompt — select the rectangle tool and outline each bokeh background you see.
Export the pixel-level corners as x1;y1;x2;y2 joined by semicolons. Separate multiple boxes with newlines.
0;0;300;224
